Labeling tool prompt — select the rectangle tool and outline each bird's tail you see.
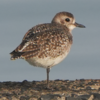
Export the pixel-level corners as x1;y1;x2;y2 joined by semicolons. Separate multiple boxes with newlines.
10;40;28;60
10;50;24;60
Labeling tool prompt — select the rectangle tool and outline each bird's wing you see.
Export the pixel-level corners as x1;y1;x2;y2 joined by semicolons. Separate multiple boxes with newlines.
10;24;72;60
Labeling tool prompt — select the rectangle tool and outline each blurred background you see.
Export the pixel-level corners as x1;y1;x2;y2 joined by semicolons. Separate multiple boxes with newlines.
0;0;100;82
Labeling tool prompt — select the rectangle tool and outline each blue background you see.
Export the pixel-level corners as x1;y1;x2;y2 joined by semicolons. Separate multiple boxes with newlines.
0;0;100;81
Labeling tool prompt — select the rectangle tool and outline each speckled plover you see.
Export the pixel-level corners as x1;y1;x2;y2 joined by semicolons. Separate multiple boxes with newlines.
10;12;85;88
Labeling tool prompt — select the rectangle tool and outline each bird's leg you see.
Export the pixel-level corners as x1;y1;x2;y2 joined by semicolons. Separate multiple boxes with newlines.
46;67;50;88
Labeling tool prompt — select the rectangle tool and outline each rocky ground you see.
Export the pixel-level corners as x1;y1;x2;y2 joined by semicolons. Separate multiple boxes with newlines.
0;79;100;100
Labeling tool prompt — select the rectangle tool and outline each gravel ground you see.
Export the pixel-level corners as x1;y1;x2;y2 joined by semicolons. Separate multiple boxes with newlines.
0;79;100;100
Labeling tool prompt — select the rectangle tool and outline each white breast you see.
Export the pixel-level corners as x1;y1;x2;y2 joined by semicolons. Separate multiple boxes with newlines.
26;50;70;69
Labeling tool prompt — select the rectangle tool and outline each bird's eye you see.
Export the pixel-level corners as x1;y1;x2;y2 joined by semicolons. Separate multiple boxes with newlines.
65;18;70;22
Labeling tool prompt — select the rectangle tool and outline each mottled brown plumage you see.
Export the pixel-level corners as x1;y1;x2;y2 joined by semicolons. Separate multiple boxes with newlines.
10;12;85;88
11;23;72;59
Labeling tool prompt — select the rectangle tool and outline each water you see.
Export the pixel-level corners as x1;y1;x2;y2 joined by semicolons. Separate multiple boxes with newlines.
0;0;100;82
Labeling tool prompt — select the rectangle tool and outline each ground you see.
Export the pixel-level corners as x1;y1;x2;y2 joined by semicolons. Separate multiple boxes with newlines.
0;79;100;100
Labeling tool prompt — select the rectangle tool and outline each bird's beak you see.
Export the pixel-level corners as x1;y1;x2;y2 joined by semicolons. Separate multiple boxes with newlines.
74;22;85;28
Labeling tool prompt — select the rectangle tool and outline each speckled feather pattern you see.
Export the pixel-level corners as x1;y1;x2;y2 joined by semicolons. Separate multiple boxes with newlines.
10;12;77;68
10;11;85;87
11;23;72;60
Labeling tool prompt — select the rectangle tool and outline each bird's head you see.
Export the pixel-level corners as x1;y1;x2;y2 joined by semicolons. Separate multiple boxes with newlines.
52;12;85;32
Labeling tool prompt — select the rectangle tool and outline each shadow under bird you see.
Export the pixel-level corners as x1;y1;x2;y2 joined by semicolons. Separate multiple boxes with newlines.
10;11;85;88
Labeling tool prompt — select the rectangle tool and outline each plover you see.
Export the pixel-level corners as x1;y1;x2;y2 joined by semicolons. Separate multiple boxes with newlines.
10;12;85;88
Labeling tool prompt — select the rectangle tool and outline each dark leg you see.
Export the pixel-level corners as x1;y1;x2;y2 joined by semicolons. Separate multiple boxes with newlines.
46;67;50;88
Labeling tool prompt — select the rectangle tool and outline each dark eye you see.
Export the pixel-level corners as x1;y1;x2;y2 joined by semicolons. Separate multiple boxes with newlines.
65;18;70;22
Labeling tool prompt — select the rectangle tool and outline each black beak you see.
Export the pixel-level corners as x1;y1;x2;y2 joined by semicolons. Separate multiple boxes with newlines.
75;22;85;28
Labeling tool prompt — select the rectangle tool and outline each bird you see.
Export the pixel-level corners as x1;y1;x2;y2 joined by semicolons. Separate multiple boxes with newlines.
10;11;85;88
